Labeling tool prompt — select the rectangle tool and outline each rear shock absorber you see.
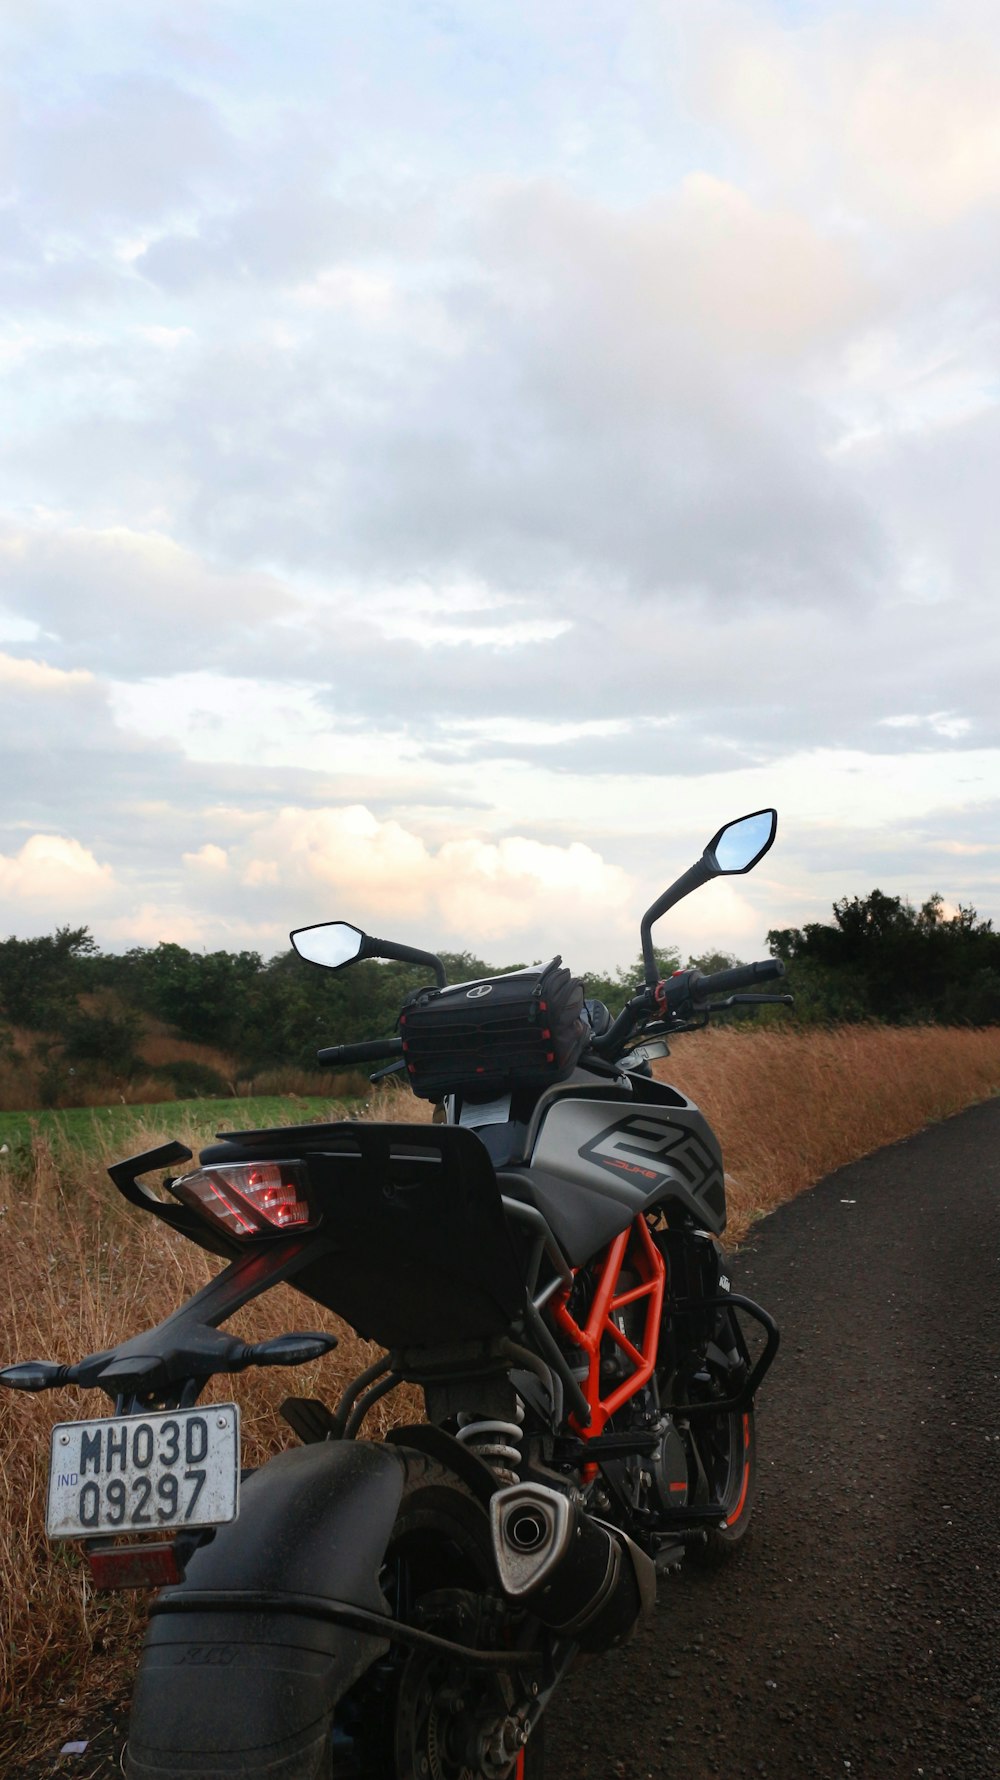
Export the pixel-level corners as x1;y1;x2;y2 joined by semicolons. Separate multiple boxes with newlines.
456;1405;524;1486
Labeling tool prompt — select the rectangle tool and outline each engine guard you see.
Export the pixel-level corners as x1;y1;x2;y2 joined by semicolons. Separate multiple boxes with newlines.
665;1290;780;1418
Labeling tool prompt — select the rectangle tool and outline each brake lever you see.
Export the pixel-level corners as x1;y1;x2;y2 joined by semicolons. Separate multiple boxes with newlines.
700;993;795;1011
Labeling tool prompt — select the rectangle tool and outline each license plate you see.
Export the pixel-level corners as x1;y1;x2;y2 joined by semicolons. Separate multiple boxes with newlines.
46;1404;240;1540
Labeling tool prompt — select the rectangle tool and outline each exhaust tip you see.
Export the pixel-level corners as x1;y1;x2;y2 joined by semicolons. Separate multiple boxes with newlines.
490;1482;573;1598
507;1510;548;1552
491;1483;655;1653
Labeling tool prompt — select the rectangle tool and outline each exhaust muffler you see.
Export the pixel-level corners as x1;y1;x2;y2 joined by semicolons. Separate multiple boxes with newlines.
489;1483;655;1652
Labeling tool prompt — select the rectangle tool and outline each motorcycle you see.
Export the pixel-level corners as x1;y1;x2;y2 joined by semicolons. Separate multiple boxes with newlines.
2;809;789;1780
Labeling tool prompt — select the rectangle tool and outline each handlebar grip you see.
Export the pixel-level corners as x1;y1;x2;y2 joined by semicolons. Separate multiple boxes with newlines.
316;1038;404;1066
692;958;785;999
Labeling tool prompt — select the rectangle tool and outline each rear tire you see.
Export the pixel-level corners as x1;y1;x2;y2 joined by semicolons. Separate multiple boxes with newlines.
331;1450;545;1779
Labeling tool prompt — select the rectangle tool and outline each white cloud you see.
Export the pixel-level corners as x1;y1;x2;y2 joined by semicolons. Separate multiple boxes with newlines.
0;643;142;765
182;842;229;873
18;74;234;230
687;2;1000;227
478;171;872;371
843;22;1000;226
0;651;93;693
134;325;195;349
0;522;300;674
878;711;972;740
661;877;769;951
0;835;116;908
101;902;217;949
225;804;635;955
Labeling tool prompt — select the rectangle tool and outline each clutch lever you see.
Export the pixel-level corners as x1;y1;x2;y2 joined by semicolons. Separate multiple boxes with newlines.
369;1058;408;1084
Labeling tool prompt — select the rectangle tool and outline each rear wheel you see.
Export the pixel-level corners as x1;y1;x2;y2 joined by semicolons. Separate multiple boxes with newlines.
331;1452;545;1780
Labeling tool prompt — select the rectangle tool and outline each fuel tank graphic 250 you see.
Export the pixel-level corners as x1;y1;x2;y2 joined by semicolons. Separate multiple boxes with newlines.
529;1090;726;1231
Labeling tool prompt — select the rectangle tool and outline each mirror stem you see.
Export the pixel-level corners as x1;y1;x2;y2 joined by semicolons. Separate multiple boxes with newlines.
367;936;448;987
639;857;713;984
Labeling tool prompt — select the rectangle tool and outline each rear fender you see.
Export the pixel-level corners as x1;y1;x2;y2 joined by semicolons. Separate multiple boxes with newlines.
126;1439;406;1780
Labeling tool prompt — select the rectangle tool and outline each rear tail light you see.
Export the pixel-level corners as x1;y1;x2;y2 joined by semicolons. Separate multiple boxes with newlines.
169;1160;315;1238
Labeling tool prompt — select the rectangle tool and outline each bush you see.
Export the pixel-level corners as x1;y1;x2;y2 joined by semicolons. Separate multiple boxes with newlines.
63;1010;140;1077
148;1060;229;1098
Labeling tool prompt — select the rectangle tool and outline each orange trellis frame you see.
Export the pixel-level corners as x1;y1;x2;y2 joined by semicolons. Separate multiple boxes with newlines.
549;1215;665;1440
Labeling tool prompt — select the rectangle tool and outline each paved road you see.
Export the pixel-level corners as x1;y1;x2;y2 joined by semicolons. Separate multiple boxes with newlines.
546;1097;1000;1780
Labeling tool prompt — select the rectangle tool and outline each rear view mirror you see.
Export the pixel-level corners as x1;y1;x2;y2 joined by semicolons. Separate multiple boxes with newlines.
639;807;779;984
291;922;366;971
290;921;448;986
706;810;777;875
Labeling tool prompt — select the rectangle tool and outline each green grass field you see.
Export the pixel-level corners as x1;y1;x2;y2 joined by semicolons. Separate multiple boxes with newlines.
0;1094;358;1156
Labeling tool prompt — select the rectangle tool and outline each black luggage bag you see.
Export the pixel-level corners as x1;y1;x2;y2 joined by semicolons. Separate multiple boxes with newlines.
399;958;587;1100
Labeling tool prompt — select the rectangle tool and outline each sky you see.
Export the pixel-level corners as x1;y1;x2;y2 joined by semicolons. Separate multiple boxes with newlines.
2;0;999;974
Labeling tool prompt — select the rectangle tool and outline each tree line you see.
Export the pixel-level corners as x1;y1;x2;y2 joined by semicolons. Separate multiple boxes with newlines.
0;928;729;1100
0;888;997;1103
767;890;1000;1026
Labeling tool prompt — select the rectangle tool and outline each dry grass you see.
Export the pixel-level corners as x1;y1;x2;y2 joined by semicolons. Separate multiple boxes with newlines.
657;1022;1000;1241
0;1030;51;1113
0;1044;181;1113
246;1065;372;1100
0;1028;361;1112
0;1113;419;1761
0;1056;43;1113
133;1033;237;1076
1;1025;998;1762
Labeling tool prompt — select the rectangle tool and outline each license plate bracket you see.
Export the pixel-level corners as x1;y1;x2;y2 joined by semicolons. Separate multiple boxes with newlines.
47;1404;240;1539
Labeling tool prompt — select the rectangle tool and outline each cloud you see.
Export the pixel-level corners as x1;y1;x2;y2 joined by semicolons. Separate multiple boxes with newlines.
0;523;300;675
0;650;93;694
0;0;999;961
0;834;116;910
686;2;1000;227
842;13;1000;228
878;712;972;740
136;180;427;295
15;74;234;230
182;842;229;874
202;803;636;960
481;172;871;365
101;557;1000;793
100;902;218;949
0;646;130;769
1;157;882;614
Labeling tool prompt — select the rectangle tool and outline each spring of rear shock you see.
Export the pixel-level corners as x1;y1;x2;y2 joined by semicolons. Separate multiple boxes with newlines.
455;1404;524;1486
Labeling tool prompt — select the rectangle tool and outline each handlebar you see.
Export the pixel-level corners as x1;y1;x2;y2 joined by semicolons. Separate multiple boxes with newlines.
590;991;654;1060
316;961;787;1073
650;958;786;1024
688;957;785;999
316;1038;404;1067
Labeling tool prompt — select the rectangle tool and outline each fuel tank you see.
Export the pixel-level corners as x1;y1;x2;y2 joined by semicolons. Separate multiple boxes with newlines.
524;1075;727;1236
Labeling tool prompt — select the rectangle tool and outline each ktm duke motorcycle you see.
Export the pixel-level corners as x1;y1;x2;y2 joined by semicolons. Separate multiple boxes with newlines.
3;809;789;1780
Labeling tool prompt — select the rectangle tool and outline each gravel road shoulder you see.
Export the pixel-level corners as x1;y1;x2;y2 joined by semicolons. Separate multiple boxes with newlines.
546;1095;1000;1780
